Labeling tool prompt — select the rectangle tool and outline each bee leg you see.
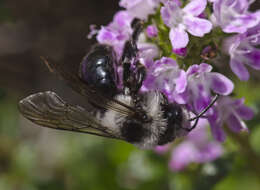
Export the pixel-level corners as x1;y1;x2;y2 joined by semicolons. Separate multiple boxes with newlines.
121;19;144;95
131;18;144;42
121;19;143;63
131;19;146;93
121;46;136;96
121;38;138;95
122;60;132;95
133;61;146;93
122;56;146;95
121;41;138;63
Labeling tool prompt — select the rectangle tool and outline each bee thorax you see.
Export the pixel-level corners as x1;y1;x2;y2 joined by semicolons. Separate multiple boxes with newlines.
119;91;168;149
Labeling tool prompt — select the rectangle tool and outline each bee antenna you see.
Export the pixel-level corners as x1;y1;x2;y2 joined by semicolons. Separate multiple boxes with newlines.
186;117;200;132
189;94;219;122
184;94;219;132
131;18;144;42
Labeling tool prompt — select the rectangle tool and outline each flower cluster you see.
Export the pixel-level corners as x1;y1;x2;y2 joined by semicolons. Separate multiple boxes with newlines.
91;0;259;170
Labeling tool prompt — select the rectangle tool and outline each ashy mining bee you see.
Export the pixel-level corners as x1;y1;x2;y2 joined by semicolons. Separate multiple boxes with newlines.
18;19;218;149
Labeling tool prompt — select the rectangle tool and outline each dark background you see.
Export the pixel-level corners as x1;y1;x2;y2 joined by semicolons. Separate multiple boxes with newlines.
0;0;119;99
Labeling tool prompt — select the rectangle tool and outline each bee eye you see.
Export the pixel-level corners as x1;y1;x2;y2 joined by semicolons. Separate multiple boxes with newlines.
142;114;148;120
162;104;183;124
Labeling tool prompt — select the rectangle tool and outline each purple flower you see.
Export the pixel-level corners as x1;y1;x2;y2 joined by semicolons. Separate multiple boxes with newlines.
223;25;260;80
154;144;170;154
178;63;234;112
169;119;223;171
119;0;160;20
142;57;188;103
87;25;98;39
146;25;158;38
97;10;160;61
172;47;187;56
97;11;133;58
138;41;160;63
161;0;212;49
211;0;260;33
208;96;254;141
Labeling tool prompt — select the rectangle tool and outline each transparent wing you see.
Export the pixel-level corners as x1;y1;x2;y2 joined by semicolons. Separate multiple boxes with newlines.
18;91;123;139
41;57;136;116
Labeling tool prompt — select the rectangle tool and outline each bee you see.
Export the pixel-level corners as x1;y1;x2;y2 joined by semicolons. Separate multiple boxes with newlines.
18;19;218;149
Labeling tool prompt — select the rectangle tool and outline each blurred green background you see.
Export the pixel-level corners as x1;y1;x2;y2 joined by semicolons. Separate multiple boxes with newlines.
1;0;260;190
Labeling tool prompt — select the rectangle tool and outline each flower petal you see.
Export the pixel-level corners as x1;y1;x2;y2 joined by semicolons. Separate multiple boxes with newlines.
113;11;132;28
207;72;234;95
230;58;249;81
171;90;189;104
169;27;189;49
226;113;248;132
199;63;213;73
186;64;200;76
161;2;177;27
193;84;211;112
229;97;244;107
194;95;211;113
235;105;254;120
188;120;209;144
183;0;207;16
184;17;212;37
97;27;115;43
160;57;178;66
175;70;187;93
169;142;198;171
197;142;223;162
223;13;260;34
120;0;158;20
247;24;260;45
172;47;187;56
210;123;226;142
208;110;226;142
138;42;159;61
119;0;141;8
146;25;158;38
143;75;155;89
245;49;260;70
154;144;170;154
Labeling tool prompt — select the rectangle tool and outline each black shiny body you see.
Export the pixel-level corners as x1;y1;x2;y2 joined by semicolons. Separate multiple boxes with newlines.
80;44;118;97
80;19;186;146
18;18;205;149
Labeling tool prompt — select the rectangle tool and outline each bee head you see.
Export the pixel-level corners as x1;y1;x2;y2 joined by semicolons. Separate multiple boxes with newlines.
157;97;191;145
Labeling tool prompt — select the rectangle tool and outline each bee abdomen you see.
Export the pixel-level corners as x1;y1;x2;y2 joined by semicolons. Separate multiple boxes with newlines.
80;44;118;97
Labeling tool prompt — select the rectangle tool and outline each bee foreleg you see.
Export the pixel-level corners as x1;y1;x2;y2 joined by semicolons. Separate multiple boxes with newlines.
121;18;145;95
133;61;146;93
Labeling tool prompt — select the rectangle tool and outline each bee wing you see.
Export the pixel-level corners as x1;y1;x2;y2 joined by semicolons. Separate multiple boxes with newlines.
18;91;123;139
41;57;136;116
